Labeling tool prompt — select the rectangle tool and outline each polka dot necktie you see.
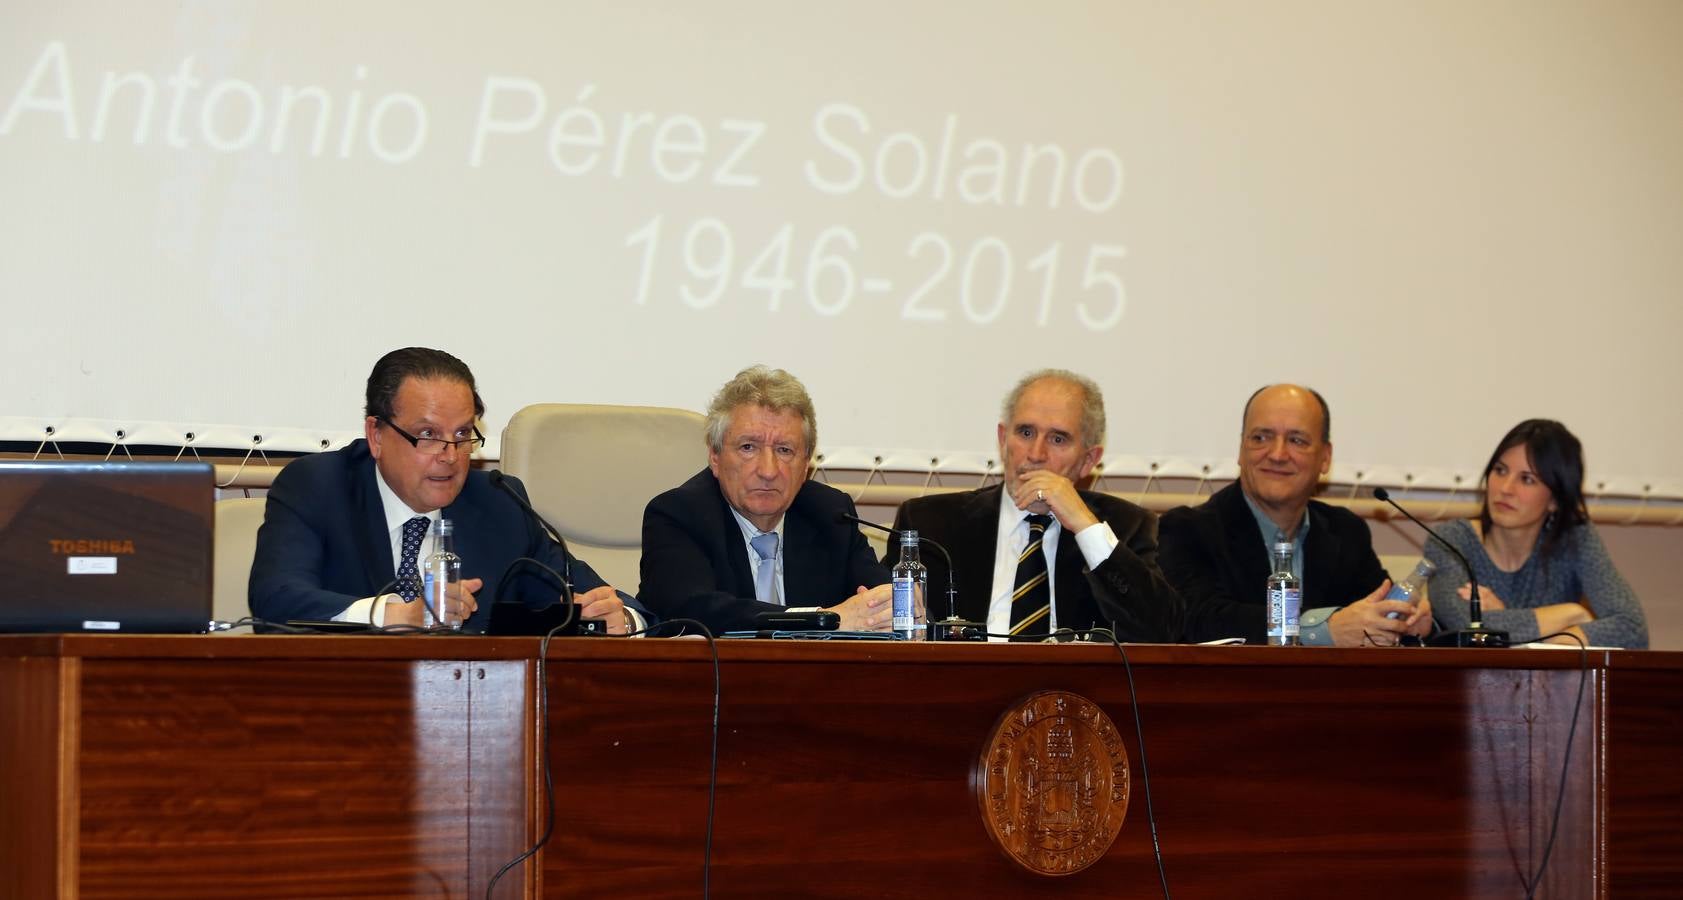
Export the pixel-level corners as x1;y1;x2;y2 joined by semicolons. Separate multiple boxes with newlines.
395;515;431;601
1009;514;1053;641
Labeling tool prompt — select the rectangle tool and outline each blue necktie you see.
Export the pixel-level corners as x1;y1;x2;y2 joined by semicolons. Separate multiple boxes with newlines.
395;515;430;601
751;532;780;606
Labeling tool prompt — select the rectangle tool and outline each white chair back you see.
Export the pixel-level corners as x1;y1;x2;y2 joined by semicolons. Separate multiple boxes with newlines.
213;497;268;627
500;404;708;592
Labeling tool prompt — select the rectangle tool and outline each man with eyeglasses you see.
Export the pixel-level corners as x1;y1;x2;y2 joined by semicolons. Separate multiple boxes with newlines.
250;347;648;633
1158;383;1430;646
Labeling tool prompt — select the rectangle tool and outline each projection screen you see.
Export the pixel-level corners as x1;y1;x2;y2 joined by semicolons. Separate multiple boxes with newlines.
4;1;1682;496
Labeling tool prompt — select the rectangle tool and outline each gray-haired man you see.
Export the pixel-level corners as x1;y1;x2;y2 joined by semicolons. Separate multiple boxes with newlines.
637;365;892;633
884;369;1183;642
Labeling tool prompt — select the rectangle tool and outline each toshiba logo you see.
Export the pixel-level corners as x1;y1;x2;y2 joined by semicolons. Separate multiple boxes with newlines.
49;540;136;555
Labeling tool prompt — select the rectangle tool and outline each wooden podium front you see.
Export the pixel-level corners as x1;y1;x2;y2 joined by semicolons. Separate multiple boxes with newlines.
2;636;1679;899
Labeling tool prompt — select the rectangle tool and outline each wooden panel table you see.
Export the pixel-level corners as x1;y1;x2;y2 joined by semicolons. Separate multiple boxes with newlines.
2;636;1679;899
0;635;539;899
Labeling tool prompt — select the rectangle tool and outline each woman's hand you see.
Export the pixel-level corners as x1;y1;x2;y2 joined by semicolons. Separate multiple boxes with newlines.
1457;583;1506;610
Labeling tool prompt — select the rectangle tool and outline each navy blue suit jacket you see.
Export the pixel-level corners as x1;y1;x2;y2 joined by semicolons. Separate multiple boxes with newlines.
249;440;641;631
637;468;891;632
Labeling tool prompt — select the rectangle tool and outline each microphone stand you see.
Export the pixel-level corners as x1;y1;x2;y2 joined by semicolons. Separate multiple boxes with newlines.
489;470;578;618
1373;487;1508;648
836;512;984;641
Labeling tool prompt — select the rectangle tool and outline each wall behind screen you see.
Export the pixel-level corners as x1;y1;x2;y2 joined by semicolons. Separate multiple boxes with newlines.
4;1;1681;493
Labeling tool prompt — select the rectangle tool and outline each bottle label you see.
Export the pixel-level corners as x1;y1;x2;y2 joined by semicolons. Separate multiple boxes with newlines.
1267;587;1301;638
891;576;916;631
1384;582;1416;617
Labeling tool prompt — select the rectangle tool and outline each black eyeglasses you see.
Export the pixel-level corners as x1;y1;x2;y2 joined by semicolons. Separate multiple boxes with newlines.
377;418;486;456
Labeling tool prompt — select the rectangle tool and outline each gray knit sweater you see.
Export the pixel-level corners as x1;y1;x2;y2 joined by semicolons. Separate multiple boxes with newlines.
1424;519;1647;648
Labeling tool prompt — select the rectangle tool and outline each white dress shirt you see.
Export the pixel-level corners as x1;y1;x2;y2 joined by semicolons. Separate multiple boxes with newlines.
985;489;1120;641
336;470;646;633
333;469;441;626
727;506;787;606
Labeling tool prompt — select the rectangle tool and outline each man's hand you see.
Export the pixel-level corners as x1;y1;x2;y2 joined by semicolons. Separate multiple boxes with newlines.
1326;580;1417;647
387;577;482;627
571;585;631;635
1402;594;1435;638
832;584;893;631
1012;470;1099;533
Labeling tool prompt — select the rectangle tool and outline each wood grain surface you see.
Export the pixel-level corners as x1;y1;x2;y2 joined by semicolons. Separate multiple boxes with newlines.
0;636;1676;899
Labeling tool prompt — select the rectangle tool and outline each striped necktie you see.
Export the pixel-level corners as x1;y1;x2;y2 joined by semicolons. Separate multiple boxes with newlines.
1009;514;1053;641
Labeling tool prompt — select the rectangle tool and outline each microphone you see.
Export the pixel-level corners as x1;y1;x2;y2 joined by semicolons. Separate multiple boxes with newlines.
1372;487;1508;648
488;470;576;610
834;511;982;641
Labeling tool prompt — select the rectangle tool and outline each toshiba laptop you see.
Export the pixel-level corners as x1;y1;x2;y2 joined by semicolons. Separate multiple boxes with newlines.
0;461;214;633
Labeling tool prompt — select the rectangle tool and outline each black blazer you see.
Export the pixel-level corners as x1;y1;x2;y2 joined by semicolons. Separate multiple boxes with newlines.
248;439;641;630
883;484;1184;642
1158;482;1387;644
638;469;891;632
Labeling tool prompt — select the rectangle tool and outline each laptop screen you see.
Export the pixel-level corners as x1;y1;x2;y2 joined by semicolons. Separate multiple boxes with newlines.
0;461;214;633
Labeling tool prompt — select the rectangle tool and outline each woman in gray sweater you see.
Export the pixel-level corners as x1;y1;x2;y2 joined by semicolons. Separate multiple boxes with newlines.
1425;419;1648;648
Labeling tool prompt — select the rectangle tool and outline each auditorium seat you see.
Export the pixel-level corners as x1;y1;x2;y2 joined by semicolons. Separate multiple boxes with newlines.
499;403;707;594
212;496;267;628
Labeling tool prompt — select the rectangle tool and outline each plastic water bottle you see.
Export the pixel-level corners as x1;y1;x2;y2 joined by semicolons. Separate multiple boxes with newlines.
1384;558;1436;619
1266;540;1301;646
422;518;463;630
891;529;927;641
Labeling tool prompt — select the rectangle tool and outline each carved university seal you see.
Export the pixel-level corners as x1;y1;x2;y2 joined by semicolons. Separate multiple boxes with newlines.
972;690;1130;876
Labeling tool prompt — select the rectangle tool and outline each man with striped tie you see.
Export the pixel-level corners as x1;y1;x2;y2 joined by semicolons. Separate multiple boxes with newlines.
884;370;1184;643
